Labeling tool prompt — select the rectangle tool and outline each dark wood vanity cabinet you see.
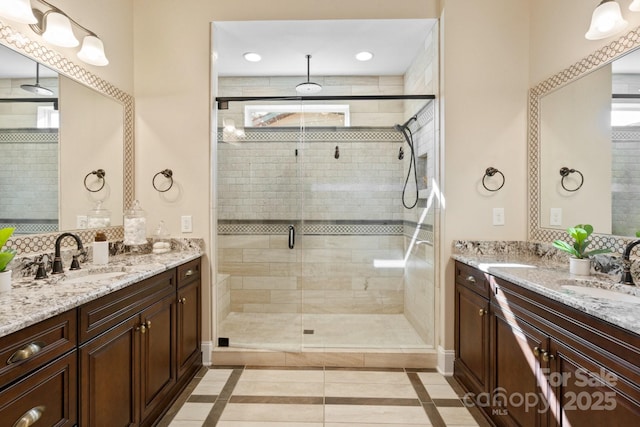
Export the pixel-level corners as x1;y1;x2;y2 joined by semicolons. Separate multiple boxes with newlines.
176;258;202;381
454;261;640;427
454;262;491;395
0;311;77;427
79;258;203;427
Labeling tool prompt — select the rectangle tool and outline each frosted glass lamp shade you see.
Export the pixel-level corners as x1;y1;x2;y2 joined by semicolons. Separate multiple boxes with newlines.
42;12;79;47
0;0;37;24
585;0;628;40
630;0;640;11
78;36;109;66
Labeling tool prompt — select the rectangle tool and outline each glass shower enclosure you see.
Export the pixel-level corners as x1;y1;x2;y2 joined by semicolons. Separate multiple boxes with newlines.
215;96;437;353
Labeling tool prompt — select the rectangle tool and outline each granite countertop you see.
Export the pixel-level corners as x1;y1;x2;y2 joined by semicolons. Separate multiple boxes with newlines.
0;250;202;339
452;250;640;336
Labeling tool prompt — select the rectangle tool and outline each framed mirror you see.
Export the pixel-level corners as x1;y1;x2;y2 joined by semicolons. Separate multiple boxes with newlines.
529;26;640;250
0;20;133;254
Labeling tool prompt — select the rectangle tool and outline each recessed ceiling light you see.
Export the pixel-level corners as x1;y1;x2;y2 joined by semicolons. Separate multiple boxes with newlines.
243;52;262;62
355;51;374;61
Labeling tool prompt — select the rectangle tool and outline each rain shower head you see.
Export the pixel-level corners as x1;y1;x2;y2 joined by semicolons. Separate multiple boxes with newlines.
296;54;322;94
20;63;53;96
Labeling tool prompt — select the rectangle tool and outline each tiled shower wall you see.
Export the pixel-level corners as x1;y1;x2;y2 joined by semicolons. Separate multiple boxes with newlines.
612;128;640;236
0;130;58;233
217;128;407;321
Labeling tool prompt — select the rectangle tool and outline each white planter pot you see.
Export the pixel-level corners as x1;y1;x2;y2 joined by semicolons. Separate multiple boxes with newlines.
0;270;11;292
569;258;591;276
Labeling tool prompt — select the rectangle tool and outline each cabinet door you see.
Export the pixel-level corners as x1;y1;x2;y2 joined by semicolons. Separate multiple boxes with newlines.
548;340;640;427
80;315;140;427
0;351;77;427
455;283;490;394
140;294;177;422
177;279;201;379
491;309;549;427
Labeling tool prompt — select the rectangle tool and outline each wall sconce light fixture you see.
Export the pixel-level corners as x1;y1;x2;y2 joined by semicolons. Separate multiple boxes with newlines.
0;0;109;66
585;0;629;40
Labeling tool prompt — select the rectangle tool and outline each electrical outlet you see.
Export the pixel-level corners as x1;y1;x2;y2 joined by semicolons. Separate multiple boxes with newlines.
493;208;505;226
181;215;193;233
550;208;562;226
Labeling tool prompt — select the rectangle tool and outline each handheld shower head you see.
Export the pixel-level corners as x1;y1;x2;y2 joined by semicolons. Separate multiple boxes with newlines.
394;115;417;132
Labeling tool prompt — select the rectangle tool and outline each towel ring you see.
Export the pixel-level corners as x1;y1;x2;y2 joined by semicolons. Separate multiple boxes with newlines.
482;167;505;192
84;169;106;192
559;167;584;192
153;169;174;192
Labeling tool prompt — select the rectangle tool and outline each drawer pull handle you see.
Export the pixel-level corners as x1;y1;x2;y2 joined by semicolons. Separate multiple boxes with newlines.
179;297;187;304
542;351;555;362
185;269;194;277
478;308;487;316
137;324;146;334
533;346;540;357
466;275;476;283
7;342;45;364
146;320;152;330
13;406;44;427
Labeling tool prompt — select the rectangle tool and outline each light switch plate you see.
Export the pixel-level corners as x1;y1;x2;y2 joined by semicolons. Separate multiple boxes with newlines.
550;208;562;226
181;215;193;233
493;208;505;226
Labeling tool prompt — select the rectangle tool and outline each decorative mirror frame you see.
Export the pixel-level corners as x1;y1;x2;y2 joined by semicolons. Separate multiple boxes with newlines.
0;20;134;254
529;26;640;253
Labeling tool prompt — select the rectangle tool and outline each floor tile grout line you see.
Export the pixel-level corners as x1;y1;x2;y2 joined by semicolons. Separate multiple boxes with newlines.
202;366;244;426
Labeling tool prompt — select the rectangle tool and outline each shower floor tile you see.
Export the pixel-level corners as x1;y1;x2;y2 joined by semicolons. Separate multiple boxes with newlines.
158;366;489;427
218;313;430;350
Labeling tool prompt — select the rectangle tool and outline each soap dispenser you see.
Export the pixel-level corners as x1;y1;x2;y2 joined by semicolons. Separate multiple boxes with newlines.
93;231;109;265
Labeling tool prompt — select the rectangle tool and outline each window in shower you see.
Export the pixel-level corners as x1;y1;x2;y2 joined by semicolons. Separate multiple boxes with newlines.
244;104;350;127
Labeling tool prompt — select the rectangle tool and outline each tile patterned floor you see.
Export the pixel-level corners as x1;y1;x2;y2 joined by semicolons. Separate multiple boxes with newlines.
158;366;491;427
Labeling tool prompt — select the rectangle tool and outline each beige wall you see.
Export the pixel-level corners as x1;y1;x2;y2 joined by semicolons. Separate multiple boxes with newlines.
439;0;530;357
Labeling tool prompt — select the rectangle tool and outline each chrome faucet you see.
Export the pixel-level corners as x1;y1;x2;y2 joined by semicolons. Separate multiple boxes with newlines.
620;239;640;285
52;233;85;274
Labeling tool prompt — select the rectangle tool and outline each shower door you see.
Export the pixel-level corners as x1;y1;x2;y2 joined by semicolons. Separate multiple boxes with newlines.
216;101;306;351
216;98;436;352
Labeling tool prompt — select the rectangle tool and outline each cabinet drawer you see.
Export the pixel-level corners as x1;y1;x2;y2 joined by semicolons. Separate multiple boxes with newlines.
0;310;76;387
177;258;201;289
0;350;77;427
79;270;176;343
455;262;489;298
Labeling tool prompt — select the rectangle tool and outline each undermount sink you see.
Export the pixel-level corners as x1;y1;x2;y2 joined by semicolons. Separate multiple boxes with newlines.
560;284;640;304
59;270;128;285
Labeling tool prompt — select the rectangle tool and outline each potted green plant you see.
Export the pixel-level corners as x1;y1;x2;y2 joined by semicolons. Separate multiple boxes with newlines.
0;227;17;291
552;224;610;275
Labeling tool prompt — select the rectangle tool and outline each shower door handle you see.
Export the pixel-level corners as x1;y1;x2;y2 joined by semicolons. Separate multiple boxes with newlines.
288;225;295;249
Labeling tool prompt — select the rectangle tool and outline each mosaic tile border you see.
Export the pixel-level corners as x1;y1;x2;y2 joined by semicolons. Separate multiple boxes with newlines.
218;220;434;239
528;24;640;253
217;128;403;144
0;129;58;143
0;21;133;255
218;220;404;235
612;127;640;141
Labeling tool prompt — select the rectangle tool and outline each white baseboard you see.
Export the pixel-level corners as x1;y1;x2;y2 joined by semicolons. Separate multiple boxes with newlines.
437;345;455;376
201;341;213;366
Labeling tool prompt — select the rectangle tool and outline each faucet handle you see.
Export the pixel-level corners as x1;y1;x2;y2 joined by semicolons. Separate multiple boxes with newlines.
69;255;81;271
